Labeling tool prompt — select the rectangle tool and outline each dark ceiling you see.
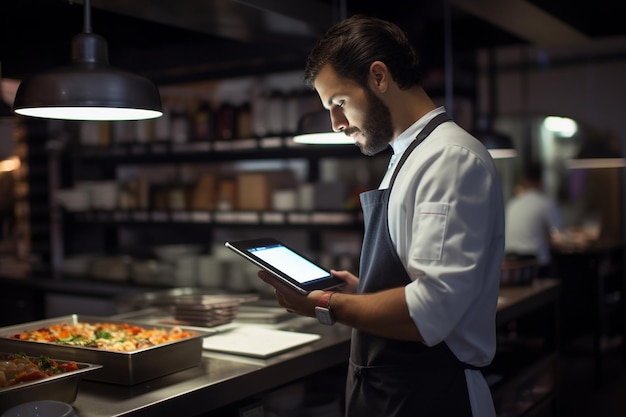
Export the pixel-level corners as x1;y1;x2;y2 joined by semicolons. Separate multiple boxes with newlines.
1;0;625;86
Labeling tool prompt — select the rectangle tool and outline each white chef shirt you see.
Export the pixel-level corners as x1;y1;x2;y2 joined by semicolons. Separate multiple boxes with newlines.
505;189;562;265
381;107;505;417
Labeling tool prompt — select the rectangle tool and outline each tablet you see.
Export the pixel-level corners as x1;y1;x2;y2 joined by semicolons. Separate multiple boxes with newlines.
224;238;345;294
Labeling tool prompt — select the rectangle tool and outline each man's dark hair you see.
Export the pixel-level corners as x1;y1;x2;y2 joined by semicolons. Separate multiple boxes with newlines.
304;15;422;90
523;163;543;185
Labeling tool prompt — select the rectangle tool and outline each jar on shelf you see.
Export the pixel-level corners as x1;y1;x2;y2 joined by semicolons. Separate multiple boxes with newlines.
215;103;236;140
284;92;300;135
170;103;191;144
266;92;285;136
193;100;215;142
236;102;253;139
251;93;269;137
154;101;172;142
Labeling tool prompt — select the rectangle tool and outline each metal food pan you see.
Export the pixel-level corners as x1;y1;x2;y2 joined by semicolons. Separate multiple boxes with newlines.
0;353;102;414
0;315;211;385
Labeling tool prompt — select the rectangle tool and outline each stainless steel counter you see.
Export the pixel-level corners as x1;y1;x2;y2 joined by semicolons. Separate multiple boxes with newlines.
11;279;559;417
71;317;352;417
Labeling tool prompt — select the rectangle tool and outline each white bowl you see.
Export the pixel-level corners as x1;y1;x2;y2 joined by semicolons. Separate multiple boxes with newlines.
1;400;77;417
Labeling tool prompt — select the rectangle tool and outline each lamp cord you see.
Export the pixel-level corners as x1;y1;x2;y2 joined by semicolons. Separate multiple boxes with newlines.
83;0;92;34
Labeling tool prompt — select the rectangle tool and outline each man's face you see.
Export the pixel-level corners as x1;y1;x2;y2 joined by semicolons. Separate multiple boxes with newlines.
314;65;393;156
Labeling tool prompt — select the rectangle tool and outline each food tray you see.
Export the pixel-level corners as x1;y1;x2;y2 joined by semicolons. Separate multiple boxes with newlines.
114;288;259;311
0;353;101;414
0;315;212;385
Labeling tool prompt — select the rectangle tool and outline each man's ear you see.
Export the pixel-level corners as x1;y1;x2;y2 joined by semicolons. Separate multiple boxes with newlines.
369;61;389;93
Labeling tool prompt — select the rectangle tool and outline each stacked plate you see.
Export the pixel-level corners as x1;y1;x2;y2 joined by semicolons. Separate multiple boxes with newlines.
172;294;259;327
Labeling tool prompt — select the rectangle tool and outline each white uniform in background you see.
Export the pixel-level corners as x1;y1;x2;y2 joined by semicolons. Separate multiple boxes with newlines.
505;189;562;266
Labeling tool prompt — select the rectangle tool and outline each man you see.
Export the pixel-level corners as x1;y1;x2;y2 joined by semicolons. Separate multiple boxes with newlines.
505;163;563;277
258;15;504;417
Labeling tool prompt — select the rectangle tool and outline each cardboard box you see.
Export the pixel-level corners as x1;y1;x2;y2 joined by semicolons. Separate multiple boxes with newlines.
191;174;217;210
217;179;237;210
236;171;296;210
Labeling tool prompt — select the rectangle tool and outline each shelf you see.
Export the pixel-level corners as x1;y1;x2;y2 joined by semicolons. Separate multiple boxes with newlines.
53;127;374;266
65;209;364;228
65;137;367;163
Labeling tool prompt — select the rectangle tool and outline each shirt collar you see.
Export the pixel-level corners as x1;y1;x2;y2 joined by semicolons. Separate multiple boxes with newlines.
378;106;447;189
390;106;447;158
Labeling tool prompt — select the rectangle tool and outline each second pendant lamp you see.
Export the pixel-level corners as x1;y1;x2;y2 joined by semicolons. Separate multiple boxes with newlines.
12;0;162;121
292;110;353;145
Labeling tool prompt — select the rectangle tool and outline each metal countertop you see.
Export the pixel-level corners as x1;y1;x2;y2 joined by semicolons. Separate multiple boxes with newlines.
72;317;351;417
60;280;560;416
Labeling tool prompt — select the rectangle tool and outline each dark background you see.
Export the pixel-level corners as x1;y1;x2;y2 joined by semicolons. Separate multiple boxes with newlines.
2;0;625;85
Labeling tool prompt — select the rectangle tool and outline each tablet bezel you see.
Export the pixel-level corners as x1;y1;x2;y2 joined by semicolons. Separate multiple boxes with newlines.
224;238;345;294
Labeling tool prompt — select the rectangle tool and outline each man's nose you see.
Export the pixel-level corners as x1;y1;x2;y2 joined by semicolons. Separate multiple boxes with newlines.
330;107;348;132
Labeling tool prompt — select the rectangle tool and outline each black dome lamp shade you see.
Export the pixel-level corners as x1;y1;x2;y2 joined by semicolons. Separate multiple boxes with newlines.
12;0;162;121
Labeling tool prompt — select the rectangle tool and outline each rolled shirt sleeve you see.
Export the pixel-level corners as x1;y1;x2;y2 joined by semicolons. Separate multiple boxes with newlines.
388;124;504;363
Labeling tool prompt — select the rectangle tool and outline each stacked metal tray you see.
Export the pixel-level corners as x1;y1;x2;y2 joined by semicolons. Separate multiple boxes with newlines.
172;294;256;327
0;353;101;414
0;315;212;385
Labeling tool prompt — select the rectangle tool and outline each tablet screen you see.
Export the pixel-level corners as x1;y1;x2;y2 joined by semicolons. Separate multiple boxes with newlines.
247;243;330;284
225;238;344;294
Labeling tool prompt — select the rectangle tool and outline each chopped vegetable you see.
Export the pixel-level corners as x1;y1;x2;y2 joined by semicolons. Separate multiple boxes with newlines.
9;322;195;352
0;353;79;388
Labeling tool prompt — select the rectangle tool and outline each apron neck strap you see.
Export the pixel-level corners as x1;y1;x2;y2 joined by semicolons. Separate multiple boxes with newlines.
388;112;451;187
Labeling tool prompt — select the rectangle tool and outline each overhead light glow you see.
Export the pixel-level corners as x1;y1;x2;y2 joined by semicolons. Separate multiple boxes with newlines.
293;110;354;145
543;116;578;138
292;132;354;145
14;106;162;121
0;156;20;172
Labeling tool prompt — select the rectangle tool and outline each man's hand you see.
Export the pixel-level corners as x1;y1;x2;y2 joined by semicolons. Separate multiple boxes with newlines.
258;269;422;341
329;269;359;293
257;270;320;317
257;268;359;317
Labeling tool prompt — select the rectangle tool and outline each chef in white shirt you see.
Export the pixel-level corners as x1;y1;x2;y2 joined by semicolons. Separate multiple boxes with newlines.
505;163;563;277
258;15;505;417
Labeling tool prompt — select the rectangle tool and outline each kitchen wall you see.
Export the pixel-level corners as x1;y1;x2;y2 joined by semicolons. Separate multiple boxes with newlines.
480;40;626;141
478;38;626;239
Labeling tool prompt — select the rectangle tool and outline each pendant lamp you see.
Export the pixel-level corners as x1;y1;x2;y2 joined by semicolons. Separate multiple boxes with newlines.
293;1;349;145
292;110;353;145
12;0;162;121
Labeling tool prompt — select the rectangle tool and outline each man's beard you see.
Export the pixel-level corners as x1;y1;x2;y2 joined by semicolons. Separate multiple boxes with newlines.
348;88;394;156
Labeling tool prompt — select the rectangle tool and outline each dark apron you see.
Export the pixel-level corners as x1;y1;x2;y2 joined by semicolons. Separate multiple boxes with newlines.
346;113;477;417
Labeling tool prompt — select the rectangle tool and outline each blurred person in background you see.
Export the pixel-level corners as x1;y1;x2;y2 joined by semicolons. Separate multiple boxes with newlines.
505;163;563;277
